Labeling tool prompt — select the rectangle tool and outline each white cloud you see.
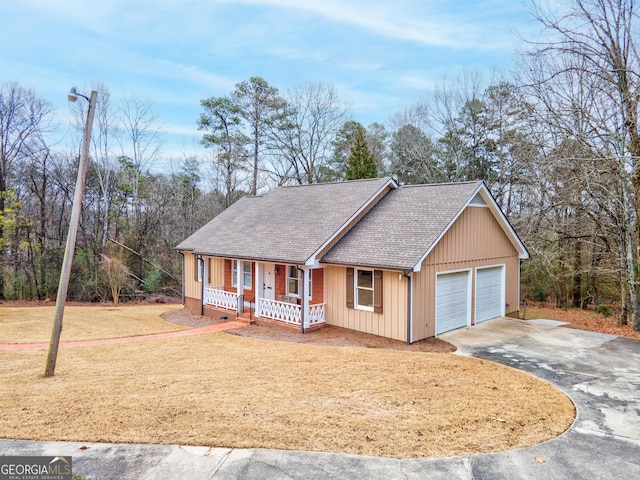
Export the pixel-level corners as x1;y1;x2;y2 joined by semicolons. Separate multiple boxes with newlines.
221;0;513;49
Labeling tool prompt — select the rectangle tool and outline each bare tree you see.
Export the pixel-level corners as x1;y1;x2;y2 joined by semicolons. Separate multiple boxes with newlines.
117;96;165;282
268;82;349;184
523;0;640;330
0;82;54;299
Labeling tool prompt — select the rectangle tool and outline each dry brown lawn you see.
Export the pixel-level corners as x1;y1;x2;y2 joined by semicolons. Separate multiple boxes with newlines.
0;306;575;458
0;304;185;344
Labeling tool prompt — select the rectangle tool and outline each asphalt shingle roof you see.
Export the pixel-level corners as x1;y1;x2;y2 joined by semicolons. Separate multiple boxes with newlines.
321;181;483;270
175;177;394;264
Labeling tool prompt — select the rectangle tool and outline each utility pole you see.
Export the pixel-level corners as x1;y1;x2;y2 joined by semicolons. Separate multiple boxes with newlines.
45;88;97;377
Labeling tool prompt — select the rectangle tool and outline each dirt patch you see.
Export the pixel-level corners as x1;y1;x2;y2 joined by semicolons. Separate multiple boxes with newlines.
525;305;640;339
161;308;456;353
228;322;455;352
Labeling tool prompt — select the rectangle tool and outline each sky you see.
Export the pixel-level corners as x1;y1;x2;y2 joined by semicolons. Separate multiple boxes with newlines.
0;0;537;170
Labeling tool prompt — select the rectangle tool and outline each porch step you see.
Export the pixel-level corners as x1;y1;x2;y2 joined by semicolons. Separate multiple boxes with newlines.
236;313;255;325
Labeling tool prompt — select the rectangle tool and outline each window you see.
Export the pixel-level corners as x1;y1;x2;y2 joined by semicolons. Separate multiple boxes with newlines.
194;255;202;282
347;268;383;313
356;269;374;310
243;262;252;289
287;266;299;296
232;260;238;287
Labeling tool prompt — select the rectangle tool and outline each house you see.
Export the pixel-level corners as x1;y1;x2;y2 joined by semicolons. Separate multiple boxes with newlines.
176;177;529;343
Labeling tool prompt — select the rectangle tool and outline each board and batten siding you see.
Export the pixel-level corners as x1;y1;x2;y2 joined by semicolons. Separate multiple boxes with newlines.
183;251;201;301
324;266;408;341
412;205;520;341
206;256;225;286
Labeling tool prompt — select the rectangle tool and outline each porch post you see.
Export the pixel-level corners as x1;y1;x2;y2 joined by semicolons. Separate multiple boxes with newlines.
236;260;244;313
255;261;261;317
301;267;310;331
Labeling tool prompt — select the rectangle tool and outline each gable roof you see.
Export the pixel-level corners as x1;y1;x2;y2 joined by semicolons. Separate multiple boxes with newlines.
175;177;396;265
321;181;529;271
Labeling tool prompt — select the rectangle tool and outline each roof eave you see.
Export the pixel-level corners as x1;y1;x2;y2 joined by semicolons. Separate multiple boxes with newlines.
320;259;410;272
189;250;309;266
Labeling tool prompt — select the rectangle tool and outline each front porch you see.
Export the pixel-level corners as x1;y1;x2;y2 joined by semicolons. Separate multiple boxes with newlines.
205;287;325;327
201;259;326;328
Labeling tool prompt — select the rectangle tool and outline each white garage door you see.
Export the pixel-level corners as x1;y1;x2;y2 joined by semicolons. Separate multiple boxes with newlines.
475;266;504;323
436;271;470;335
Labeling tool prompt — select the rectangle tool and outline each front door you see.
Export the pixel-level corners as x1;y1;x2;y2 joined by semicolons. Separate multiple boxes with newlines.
261;263;275;301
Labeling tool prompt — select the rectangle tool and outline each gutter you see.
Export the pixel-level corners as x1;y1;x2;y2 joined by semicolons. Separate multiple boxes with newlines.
179;252;185;307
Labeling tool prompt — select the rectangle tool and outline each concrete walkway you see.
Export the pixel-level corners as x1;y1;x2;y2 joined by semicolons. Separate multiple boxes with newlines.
0;321;243;350
2;318;640;479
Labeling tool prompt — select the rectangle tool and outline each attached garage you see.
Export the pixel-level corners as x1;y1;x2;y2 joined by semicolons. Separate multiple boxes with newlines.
435;271;470;335
475;266;505;323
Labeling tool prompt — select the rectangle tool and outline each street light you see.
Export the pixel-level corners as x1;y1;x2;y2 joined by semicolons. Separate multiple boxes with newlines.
45;87;97;377
67;86;89;103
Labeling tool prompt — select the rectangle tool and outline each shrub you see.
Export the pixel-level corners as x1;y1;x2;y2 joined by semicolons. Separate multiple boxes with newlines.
595;300;611;317
143;268;162;293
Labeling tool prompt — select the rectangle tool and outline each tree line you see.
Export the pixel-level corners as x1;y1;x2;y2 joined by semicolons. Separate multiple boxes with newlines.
0;0;638;331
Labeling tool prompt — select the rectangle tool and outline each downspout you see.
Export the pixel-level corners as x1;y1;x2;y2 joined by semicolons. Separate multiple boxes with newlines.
199;256;205;316
179;252;185;307
405;271;412;345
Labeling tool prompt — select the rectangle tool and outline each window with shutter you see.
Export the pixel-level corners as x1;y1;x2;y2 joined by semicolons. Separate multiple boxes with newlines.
348;268;383;313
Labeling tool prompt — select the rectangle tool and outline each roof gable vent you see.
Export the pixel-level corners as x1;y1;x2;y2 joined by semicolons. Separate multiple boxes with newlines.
469;192;486;206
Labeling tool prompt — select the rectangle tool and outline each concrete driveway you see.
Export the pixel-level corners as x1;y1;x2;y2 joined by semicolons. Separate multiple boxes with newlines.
2;318;639;479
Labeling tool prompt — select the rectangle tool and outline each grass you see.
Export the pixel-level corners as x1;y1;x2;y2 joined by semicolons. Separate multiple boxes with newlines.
0;304;185;344
0;305;575;458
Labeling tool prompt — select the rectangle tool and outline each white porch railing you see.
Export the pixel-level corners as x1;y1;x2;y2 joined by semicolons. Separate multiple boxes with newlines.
307;303;326;326
205;286;242;312
258;298;326;326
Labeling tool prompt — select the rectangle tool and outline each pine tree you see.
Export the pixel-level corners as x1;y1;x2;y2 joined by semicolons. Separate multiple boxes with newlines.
345;125;378;180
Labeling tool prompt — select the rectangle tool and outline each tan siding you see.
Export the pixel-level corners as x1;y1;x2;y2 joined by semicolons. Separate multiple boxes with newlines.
325;266;408;341
205;256;225;286
411;206;521;341
183;252;202;300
